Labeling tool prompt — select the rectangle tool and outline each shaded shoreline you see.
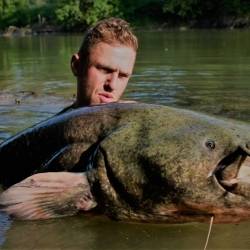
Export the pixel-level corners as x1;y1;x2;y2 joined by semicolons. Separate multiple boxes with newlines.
1;16;250;37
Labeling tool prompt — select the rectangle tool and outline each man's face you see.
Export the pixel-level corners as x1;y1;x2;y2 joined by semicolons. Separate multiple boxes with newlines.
76;42;136;105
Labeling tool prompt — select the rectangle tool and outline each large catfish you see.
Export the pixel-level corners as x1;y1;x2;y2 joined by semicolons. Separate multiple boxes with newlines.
0;103;250;223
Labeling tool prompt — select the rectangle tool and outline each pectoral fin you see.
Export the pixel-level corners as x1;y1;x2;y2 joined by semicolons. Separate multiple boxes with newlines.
0;172;97;220
39;143;91;172
39;141;100;173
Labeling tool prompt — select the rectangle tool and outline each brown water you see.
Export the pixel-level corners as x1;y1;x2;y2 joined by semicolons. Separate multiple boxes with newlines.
0;30;250;249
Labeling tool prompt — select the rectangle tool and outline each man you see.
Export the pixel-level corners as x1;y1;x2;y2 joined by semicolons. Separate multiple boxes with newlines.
0;18;138;219
60;17;138;114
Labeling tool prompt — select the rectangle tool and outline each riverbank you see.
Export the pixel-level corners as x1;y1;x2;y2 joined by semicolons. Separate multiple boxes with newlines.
1;16;249;37
0;24;59;37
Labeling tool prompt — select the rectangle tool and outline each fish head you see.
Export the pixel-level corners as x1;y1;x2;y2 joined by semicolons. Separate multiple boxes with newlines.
140;119;250;222
91;108;250;223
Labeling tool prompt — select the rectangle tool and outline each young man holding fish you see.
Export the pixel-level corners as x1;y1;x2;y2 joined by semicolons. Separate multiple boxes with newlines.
0;17;139;220
59;17;138;114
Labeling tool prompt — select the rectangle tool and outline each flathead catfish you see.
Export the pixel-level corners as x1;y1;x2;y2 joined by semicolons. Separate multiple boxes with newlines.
0;103;250;222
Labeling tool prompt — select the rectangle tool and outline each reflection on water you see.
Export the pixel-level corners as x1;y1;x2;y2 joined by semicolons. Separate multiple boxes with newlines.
0;93;73;141
0;30;250;249
128;30;250;122
0;212;11;246
2;215;250;250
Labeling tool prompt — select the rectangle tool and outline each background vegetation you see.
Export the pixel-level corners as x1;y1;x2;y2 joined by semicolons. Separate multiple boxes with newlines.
0;0;250;31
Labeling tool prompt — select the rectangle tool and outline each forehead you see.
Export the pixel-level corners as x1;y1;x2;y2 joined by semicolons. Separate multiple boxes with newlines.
89;42;136;73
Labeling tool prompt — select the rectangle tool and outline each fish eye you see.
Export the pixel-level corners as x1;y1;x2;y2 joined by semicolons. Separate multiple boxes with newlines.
205;139;216;150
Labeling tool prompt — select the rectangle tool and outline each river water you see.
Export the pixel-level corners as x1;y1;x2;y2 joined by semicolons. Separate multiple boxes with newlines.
0;30;250;249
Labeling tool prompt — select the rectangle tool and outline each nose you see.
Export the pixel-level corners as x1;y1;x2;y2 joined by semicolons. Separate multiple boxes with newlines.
104;72;118;92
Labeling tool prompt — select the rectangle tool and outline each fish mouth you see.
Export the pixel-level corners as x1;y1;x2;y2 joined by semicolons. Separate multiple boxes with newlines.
213;148;250;197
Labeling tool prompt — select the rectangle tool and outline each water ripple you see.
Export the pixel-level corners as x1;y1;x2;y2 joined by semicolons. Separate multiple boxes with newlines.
0;212;12;246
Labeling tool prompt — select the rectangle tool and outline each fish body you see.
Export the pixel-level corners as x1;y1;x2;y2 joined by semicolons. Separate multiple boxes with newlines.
0;103;250;222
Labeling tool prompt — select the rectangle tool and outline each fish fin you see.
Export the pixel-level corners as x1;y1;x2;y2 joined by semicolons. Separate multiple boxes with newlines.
39;143;92;172
0;172;97;220
39;141;100;173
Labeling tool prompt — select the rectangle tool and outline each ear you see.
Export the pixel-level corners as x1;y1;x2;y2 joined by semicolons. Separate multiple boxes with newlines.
71;53;80;76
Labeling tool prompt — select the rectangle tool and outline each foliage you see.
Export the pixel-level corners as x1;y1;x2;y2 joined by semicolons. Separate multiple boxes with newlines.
79;0;121;25
0;0;250;30
55;2;83;30
163;0;201;19
162;0;250;20
0;0;48;28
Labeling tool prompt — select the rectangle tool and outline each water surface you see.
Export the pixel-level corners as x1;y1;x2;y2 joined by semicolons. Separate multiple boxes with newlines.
0;30;250;249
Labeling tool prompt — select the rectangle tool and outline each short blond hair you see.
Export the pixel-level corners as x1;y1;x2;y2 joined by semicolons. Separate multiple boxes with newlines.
78;17;138;60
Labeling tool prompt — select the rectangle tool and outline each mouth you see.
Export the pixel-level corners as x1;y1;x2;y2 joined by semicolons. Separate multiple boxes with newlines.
212;148;250;197
98;93;114;104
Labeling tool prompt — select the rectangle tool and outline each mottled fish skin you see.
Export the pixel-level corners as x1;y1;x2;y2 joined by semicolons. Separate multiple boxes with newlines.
0;103;133;187
0;103;250;222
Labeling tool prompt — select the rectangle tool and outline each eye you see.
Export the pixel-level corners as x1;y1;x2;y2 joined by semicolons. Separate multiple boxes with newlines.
119;73;129;79
205;139;216;150
96;65;112;74
100;67;110;74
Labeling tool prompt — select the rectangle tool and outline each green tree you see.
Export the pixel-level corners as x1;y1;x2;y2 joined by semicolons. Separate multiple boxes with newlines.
55;1;83;30
79;0;121;25
162;0;250;19
163;0;201;19
0;0;250;31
